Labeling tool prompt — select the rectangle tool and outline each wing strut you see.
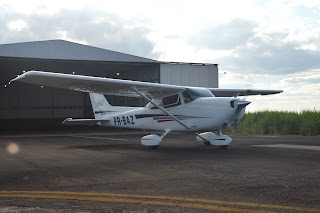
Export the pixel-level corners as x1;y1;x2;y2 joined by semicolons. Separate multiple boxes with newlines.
132;88;189;129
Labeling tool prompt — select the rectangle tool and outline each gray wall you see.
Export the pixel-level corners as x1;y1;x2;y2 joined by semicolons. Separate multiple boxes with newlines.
160;64;218;88
0;83;86;119
0;57;159;124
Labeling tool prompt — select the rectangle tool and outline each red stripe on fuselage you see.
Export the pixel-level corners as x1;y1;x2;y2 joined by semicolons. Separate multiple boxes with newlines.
157;119;174;123
157;119;186;123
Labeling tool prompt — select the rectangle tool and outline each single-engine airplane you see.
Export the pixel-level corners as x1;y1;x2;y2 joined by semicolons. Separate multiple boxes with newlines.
10;71;282;149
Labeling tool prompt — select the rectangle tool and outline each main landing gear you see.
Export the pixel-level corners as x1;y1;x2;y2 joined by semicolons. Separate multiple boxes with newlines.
196;131;232;149
141;129;232;150
219;145;228;150
141;129;171;150
204;142;228;149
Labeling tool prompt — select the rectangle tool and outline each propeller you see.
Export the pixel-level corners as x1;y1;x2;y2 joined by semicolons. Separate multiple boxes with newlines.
237;99;251;108
223;99;251;133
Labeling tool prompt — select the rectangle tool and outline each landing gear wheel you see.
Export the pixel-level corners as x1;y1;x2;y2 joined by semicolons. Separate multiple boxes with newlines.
148;145;159;150
219;145;228;150
204;142;211;146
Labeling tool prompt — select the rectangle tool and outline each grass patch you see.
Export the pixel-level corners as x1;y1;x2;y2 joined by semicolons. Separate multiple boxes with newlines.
231;110;320;136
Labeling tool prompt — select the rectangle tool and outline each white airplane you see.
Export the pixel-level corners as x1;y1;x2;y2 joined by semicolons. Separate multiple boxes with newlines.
10;71;282;149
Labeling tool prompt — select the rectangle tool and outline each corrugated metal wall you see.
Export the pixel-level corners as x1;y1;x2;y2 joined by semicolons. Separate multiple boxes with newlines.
0;57;160;124
0;83;85;119
160;63;218;88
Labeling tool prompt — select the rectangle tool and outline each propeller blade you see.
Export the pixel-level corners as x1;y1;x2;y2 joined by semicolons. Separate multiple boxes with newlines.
237;100;251;108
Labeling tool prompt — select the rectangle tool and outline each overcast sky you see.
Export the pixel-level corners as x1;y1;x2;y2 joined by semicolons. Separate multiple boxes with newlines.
1;0;320;111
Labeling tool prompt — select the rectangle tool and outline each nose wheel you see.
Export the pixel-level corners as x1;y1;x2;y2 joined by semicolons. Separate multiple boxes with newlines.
196;131;232;149
204;143;228;149
148;145;159;150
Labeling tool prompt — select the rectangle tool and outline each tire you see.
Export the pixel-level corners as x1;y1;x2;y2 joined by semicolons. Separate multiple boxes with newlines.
219;145;228;150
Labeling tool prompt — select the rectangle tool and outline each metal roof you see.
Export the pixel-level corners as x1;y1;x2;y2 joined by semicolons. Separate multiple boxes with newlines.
161;61;218;66
0;39;156;63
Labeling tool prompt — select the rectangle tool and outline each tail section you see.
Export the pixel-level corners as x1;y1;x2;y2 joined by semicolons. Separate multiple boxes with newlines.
89;93;113;119
89;93;143;119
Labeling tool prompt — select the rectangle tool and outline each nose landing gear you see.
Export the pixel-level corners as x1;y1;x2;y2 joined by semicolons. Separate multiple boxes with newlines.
196;130;232;149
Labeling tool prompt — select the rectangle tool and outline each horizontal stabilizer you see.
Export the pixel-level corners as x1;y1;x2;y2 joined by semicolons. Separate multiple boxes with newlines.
62;118;110;126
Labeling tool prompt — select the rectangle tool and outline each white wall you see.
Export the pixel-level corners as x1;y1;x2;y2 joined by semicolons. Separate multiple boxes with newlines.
160;63;218;88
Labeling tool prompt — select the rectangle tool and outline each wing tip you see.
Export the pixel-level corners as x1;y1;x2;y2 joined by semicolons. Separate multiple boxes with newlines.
10;70;41;83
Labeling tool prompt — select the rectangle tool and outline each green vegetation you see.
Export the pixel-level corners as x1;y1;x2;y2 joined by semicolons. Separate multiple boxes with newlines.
231;110;320;136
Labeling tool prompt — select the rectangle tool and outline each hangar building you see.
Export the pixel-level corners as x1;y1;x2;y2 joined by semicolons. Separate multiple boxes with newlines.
0;40;218;129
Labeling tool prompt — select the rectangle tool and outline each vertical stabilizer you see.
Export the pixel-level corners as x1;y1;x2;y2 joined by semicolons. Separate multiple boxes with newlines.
89;93;112;119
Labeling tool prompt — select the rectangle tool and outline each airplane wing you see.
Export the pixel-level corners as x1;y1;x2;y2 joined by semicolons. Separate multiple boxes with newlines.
62;118;110;126
11;71;185;99
11;71;282;98
208;88;283;97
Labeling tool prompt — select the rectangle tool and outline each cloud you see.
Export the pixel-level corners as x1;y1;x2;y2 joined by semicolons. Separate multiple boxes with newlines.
0;7;158;59
182;9;320;76
189;19;257;50
217;30;320;75
246;82;320;112
239;69;320;112
7;19;28;31
282;75;320;84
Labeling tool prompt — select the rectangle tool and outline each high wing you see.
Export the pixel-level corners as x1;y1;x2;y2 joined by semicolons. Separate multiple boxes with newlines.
11;71;185;99
209;88;283;97
11;71;283;98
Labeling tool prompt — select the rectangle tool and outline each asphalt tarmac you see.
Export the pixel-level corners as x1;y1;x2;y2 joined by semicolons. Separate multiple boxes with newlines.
0;130;319;212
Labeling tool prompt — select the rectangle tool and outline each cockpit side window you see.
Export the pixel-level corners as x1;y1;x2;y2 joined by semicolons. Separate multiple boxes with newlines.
150;94;181;109
182;90;193;103
150;88;213;109
162;94;181;108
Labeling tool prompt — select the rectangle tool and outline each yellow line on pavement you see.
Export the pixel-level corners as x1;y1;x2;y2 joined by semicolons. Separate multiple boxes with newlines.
1;191;320;212
0;194;276;213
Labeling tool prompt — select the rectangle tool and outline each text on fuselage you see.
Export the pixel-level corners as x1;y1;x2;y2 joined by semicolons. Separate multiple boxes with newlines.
113;115;135;126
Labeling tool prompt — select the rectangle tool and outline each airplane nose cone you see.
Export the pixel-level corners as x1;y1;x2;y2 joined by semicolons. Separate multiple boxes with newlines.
237;100;251;108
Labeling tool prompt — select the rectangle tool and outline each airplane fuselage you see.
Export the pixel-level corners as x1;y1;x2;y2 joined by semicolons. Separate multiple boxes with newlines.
98;97;244;132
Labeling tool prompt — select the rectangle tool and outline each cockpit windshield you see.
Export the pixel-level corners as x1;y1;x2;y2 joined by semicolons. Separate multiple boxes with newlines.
182;88;214;103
